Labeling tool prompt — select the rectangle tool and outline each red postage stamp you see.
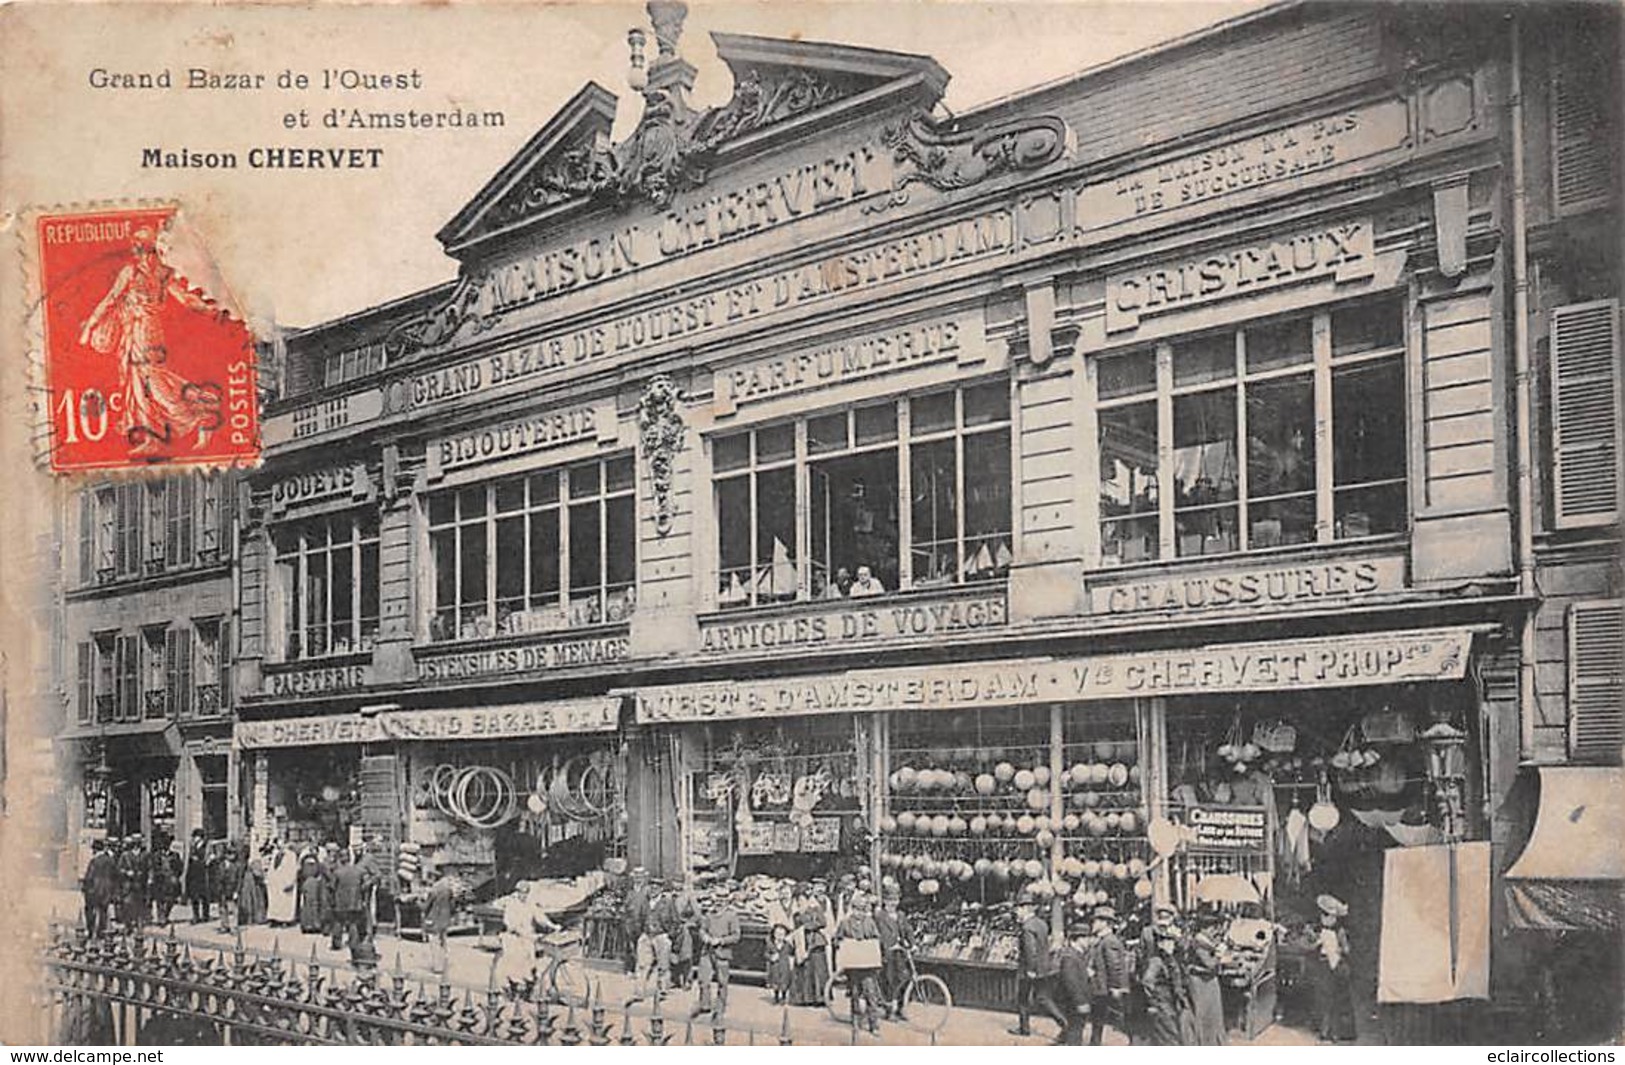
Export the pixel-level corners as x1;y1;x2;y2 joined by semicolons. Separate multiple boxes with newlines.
35;206;259;472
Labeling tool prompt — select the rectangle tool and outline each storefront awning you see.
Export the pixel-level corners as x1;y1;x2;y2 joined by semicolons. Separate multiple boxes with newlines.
236;696;622;749
1504;767;1623;932
55;719;181;758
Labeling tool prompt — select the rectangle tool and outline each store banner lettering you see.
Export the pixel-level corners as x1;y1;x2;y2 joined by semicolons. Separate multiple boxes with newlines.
699;593;1007;654
269;463;367;513
716;317;971;414
1105;218;1375;333
1187;806;1267;850
265;663;372;697
635;626;1473;723
415;635;630;682
235;698;620;749
428;404;600;475
1079;99;1410;231
1089;555;1404;616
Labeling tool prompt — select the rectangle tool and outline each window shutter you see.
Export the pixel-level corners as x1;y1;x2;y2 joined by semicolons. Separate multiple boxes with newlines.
1569;600;1625;762
77;493;93;584
1551;39;1615;216
219;618;232;707
1550;300;1622;528
76;642;92;725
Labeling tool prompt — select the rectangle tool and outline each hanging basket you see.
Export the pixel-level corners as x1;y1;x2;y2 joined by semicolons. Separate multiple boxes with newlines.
1360;707;1415;744
1252;719;1298;754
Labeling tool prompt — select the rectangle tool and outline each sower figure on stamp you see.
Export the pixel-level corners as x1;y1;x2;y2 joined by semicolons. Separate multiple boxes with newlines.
77;225;222;456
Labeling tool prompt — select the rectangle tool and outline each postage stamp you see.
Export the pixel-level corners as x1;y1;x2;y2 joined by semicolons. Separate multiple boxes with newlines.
33;206;259;472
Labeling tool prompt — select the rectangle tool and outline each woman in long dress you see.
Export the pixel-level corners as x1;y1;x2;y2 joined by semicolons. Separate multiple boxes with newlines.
788;902;830;1007
1312;896;1358;1043
266;845;299;926
77;226;222;455
238;845;268;926
296;850;326;934
1140;931;1191;1046
1184;917;1229;1046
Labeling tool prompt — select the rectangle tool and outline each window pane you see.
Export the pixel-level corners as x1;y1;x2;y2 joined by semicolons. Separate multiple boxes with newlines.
1246;374;1316;497
1098;349;1156;400
432;529;456;615
495;477;527;513
1099;401;1159;566
569;462;601;499
1335;483;1407;539
911;390;956;435
1249;494;1316;548
428;493;455;526
716;477;752;606
529;508;561;604
359;542;379;642
457;485;486;519
1173;333;1234;387
606;495;636;590
569;501;601;592
1334;358;1407;485
305;552;328;656
332;543;355;628
808;412;848;455
529;470;559;505
1173;389;1238;506
963;381;1009;426
1333;294;1405;356
755;424;795;463
1245;316;1312;373
756;467;797;600
854;403;898;445
713;433;750;473
1175;505;1238;557
460;525;487;608
1103;516;1160;566
910;439;956;585
963;429;1012;580
606;455;635;493
496;516;526;626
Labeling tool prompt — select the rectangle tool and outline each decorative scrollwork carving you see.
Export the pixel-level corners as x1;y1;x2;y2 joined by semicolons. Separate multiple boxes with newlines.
864;112;1072;213
638;375;685;536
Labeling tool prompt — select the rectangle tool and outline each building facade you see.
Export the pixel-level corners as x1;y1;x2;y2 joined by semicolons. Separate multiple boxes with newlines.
73;0;1616;1040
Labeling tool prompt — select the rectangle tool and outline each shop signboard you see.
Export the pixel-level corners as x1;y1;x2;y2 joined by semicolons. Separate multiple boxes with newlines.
414;632;631;682
1078;98;1410;232
1186;806;1267;852
1088;554;1406;617
264;662;374;698
147;776;176;822
236;697;621;748
634;626;1473;723
698;589;1008;654
267;462;372;515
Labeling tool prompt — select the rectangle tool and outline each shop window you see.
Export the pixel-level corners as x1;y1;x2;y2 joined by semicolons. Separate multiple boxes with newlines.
712;382;1011;610
193;619;222;716
692;717;867;880
427;455;635;642
141;626;167;718
274;512;381;660
1549;300;1621;529
1096;295;1407;567
1568;600;1623;762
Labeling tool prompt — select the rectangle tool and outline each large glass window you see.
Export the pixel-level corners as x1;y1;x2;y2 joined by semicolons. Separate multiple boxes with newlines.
1096;294;1406;567
428;455;635;642
274;512;380;659
713;381;1011;610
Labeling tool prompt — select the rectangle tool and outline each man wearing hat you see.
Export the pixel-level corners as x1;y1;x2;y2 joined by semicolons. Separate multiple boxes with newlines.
1313;894;1356;1043
1139;904;1181;959
184;829;211;923
1053;915;1095;1044
874;882;914;1020
691;882;742;1018
834;891;885;1035
623;867;651;984
1086;905;1131;1046
81;838;118;938
1139;924;1190;1045
1009;894;1066;1038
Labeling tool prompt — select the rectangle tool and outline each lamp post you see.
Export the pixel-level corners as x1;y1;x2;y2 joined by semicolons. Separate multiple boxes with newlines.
1422;719;1468;843
626;27;648;91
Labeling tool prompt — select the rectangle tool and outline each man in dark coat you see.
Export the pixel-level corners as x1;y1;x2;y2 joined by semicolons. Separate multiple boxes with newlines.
115;836;147;929
1054;919;1095;1045
81;839;118;938
328;848;375;962
691;883;742;1017
874;882;915;1019
150;839;183;925
1086;905;1132;1046
1009;896;1065;1038
623;867;650;980
184;830;211;923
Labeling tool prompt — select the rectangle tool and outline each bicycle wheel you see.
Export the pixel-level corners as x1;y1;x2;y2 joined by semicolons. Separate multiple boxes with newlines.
549;955;591;1007
905;973;952;1034
824;974;848;1024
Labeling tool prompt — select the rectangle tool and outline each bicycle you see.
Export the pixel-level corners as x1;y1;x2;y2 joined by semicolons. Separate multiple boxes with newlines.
490;925;591;1007
824;945;952;1035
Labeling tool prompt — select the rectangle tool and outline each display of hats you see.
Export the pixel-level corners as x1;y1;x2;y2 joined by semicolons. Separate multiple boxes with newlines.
1034;815;1052;833
1033;766;1052;788
1108;763;1130;788
895;766;917;790
947;814;968;835
973;857;992;877
1026;787;1048;811
1014;768;1036;792
1118;811;1139;835
1036;828;1055;848
1086;812;1108;837
1104;811;1122;832
994;762;1016;784
969;814;988;835
930;814;951;837
896;811;918;833
1016;814;1036;835
1316;893;1349;918
1024;859;1045;879
1070;763;1091;787
974;773;997;796
1062;813;1081;832
877;814;897;834
1082;859;1101;879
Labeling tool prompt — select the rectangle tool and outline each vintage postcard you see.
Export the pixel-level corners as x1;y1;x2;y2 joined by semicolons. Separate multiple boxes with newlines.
0;0;1620;1050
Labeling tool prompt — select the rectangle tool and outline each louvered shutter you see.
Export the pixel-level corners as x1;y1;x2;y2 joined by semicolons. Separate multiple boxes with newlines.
77;493;93;584
1550;300;1622;528
1569;600;1624;762
1551;38;1615;216
76;642;92;725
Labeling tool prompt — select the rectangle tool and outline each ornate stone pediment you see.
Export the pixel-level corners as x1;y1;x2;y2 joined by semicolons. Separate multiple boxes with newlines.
864;112;1075;213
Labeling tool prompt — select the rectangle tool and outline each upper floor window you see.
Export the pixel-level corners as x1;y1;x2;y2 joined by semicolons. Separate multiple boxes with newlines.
427;455;636;642
1096;294;1406;567
274;512;380;660
322;341;387;390
712;381;1012;610
78;473;227;586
